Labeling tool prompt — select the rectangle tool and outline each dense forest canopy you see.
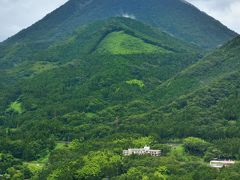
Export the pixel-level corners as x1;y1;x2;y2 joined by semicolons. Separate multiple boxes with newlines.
0;0;240;179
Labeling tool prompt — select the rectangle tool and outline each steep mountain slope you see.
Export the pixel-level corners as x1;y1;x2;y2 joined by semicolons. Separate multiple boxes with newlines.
152;36;240;105
1;33;238;179
0;14;240;180
133;37;240;141
0;20;207;179
2;0;237;50
0;17;202;83
0;17;202;115
0;16;203;68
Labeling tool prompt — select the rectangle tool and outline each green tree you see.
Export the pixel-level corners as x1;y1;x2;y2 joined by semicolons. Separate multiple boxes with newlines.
183;137;210;156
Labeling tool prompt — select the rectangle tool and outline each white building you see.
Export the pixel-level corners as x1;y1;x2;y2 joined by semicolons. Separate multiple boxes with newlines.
210;160;235;168
123;146;161;156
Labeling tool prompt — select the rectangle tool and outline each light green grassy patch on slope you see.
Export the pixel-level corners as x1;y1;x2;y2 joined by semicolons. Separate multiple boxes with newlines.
25;162;43;175
7;101;24;114
126;79;145;88
31;62;57;74
96;31;169;55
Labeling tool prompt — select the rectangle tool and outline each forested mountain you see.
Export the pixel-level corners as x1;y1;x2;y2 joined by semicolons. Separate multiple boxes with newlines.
0;17;202;112
0;17;203;134
1;0;237;49
152;36;240;105
149;36;240;137
0;1;240;179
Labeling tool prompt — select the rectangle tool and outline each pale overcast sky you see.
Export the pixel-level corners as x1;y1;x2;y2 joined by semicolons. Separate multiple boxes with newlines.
187;0;240;33
0;0;68;41
0;0;239;42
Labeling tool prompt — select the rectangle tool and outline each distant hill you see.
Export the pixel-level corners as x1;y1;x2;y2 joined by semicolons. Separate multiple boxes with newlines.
2;0;237;49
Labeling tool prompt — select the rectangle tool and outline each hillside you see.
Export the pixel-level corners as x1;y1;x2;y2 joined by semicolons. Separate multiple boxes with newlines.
1;34;238;179
152;36;240;105
0;16;240;178
0;17;202;116
0;8;240;180
0;17;202;84
1;0;237;50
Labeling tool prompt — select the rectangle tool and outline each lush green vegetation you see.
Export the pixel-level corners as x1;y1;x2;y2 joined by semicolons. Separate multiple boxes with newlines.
0;15;239;179
7;101;24;114
96;31;169;55
126;79;145;88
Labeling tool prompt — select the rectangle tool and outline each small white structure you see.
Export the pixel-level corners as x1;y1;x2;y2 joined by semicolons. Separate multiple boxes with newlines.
123;146;161;156
210;160;235;168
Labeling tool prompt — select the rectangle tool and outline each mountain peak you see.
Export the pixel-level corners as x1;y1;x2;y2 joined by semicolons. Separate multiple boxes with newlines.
3;0;237;49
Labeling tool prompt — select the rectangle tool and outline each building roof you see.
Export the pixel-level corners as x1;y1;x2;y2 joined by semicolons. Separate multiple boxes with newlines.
210;160;235;164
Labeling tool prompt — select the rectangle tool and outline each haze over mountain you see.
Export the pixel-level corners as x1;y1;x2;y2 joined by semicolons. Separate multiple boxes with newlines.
0;0;240;179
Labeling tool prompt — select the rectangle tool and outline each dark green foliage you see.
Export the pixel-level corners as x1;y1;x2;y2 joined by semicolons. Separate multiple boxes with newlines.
183;137;210;156
0;12;239;179
0;153;32;179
